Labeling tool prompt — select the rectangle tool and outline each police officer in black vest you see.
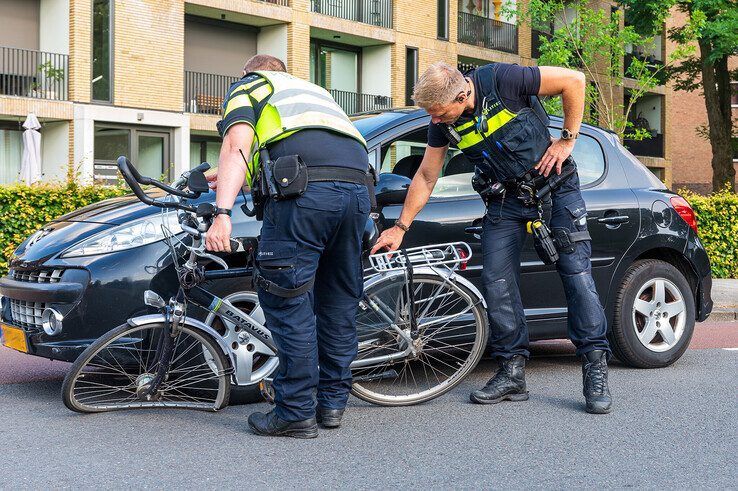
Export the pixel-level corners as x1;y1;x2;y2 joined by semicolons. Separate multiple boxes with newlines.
372;62;613;414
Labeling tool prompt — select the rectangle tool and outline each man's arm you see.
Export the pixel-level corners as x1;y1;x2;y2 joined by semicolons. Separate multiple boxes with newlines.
205;123;255;252
370;144;447;253
534;66;586;177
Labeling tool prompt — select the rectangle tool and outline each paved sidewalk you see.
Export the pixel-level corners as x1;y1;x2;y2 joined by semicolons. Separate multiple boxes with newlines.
710;278;738;321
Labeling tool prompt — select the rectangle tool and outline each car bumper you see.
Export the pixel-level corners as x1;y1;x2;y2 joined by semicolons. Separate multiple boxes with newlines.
0;242;177;362
685;229;713;322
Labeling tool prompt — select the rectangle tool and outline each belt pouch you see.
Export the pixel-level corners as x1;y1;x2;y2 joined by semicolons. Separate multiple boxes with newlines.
272;155;308;200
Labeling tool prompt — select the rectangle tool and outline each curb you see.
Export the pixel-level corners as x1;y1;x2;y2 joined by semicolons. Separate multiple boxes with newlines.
706;310;738;322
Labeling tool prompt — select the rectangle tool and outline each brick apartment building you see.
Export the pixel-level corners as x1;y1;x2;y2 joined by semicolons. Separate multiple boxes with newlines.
0;0;731;190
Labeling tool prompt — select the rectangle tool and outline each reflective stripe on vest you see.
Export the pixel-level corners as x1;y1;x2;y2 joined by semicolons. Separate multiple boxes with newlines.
249;71;367;149
455;107;516;150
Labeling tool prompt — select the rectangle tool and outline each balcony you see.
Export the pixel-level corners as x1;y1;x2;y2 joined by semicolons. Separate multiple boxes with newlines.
184;71;239;115
0;46;68;101
310;0;393;28
624;133;664;158
624;52;666;84
457;12;518;54
330;89;392;115
256;0;290;5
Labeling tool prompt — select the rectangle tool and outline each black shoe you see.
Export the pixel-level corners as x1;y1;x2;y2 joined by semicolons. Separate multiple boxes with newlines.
247;410;318;439
582;350;613;414
316;406;345;429
470;355;529;404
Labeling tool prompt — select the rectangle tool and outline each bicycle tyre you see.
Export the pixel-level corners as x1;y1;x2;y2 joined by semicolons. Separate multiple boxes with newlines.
62;321;231;413
351;271;487;406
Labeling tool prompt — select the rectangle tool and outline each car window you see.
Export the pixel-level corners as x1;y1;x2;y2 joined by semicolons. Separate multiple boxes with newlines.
380;128;475;199
548;128;606;186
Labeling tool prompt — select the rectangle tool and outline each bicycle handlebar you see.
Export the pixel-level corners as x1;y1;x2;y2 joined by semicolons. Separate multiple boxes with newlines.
117;156;203;212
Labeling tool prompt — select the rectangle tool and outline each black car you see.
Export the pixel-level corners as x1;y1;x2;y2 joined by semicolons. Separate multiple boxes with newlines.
0;109;712;370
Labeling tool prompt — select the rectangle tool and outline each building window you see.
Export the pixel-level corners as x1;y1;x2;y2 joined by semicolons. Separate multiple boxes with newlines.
0;123;22;184
190;136;222;169
92;0;112;102
94;125;171;183
310;40;361;113
437;0;449;40
731;82;738;107
732;137;738;162
405;47;418;106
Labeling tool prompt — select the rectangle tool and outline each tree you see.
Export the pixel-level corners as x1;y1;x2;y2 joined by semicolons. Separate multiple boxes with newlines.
620;0;738;192
517;0;692;145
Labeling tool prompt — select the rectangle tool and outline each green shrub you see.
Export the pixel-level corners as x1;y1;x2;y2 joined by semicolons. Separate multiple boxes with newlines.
0;182;128;273
680;188;738;279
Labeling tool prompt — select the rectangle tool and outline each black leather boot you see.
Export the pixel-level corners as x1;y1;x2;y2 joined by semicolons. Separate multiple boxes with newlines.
470;355;529;404
316;406;345;429
582;350;613;414
248;410;318;439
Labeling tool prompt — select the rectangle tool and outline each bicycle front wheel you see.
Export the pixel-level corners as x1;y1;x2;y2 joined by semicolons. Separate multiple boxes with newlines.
62;322;231;413
351;272;487;406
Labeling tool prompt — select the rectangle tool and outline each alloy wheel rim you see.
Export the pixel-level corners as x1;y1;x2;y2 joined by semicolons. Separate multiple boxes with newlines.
631;277;686;352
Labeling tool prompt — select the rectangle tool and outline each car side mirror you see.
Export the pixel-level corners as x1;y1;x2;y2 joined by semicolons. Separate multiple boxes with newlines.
375;173;411;207
188;170;210;194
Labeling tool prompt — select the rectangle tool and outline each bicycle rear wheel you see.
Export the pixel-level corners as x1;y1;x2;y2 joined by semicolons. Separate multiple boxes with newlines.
351;272;487;406
62;322;231;413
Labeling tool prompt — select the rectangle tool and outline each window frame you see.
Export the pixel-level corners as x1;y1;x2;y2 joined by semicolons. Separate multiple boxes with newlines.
437;0;449;40
91;0;114;103
405;47;418;107
93;123;173;182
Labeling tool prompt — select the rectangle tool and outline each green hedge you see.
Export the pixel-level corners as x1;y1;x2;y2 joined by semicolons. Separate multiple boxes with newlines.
0;183;128;273
0;183;735;278
680;188;738;279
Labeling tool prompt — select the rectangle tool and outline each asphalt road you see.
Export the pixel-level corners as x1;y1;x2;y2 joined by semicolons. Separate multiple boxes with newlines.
1;321;736;489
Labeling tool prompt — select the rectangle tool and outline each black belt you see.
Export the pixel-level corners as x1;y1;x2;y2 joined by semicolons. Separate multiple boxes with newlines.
307;166;368;185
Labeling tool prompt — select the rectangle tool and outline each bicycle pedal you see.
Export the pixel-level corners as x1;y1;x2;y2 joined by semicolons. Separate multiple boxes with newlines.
258;380;275;404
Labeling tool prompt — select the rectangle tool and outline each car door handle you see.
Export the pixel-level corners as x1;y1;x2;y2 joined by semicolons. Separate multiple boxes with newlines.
597;215;630;224
465;226;483;235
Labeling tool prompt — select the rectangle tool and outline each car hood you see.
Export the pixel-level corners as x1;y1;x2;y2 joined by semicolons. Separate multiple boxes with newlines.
55;190;169;225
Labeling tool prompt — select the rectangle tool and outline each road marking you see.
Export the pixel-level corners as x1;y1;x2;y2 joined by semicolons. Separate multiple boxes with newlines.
722;348;738;351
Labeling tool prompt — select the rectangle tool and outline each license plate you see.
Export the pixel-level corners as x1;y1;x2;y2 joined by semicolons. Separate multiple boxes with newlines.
1;324;28;353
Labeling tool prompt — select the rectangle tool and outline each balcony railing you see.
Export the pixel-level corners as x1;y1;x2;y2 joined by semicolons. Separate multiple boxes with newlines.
0;46;68;101
330;89;392;115
624;133;664;158
311;0;393;28
458;12;518;54
257;0;290;5
531;29;552;59
184;71;239;115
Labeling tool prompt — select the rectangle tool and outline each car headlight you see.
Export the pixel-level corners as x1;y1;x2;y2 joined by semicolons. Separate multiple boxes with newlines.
61;212;184;258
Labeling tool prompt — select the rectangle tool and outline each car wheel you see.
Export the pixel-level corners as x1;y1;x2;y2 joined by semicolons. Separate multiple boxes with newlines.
200;278;278;405
609;259;695;368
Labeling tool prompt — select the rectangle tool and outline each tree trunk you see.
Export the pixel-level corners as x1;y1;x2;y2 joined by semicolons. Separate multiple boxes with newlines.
698;39;735;192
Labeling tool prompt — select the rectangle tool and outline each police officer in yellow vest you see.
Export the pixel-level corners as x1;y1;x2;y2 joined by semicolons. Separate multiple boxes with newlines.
207;55;371;438
372;62;613;414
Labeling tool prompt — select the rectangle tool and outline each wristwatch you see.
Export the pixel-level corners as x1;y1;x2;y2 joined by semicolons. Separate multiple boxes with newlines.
214;207;232;217
394;219;410;232
561;129;579;140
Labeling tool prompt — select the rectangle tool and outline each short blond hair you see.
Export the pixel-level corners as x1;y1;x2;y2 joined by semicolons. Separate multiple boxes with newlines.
411;62;467;108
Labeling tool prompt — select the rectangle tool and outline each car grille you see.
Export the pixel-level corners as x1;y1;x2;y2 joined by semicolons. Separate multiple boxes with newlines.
9;299;46;330
11;269;64;283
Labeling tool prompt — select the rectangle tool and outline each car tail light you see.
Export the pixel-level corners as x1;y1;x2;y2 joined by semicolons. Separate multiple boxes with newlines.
457;246;469;271
670;196;698;234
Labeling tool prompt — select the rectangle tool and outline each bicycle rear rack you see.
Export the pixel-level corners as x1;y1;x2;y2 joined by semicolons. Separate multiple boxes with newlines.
367;242;472;273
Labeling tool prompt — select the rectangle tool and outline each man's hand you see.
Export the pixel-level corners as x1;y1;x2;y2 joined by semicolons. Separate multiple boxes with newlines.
535;137;576;177
206;171;218;190
205;215;232;252
370;226;405;254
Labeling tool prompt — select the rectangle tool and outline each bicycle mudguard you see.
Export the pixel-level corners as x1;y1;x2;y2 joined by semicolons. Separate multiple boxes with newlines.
127;314;236;374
